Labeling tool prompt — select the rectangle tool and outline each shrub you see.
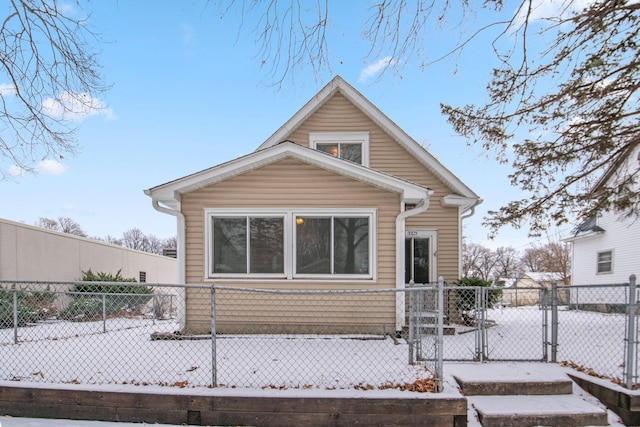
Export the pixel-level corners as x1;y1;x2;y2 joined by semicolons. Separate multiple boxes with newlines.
454;277;503;325
0;288;42;328
60;269;153;320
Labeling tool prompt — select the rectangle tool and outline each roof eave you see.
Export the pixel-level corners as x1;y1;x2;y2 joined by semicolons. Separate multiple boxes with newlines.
145;141;431;204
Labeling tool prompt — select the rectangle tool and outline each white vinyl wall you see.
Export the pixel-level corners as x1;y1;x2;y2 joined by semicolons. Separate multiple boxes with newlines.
0;218;177;283
571;211;640;287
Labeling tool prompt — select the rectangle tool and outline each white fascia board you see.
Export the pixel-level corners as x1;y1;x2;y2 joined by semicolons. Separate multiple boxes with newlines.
563;230;604;243
145;142;430;204
257;76;480;202
441;194;480;210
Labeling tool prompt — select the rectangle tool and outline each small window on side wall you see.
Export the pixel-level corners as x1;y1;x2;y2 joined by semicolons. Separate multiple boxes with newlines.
597;250;613;274
310;132;369;166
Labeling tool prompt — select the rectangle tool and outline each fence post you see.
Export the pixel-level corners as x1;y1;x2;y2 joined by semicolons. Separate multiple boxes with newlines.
211;286;217;388
102;293;107;333
13;289;18;344
475;287;487;361
542;287;548;362
551;281;558;363
474;287;481;361
435;277;444;392
408;280;415;365
152;294;157;325
626;274;637;389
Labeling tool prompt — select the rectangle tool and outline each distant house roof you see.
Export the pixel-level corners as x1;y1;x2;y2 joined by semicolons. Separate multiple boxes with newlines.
571;215;605;237
523;272;564;283
496;277;518;288
257;75;481;207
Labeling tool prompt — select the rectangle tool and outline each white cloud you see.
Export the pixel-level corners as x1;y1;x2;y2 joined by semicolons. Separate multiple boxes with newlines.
0;83;17;96
8;164;26;177
359;56;396;82
42;91;114;121
7;159;68;177
37;159;68;175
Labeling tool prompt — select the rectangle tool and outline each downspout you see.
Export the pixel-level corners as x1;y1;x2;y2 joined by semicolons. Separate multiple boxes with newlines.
395;192;433;333
151;199;187;331
459;200;482;278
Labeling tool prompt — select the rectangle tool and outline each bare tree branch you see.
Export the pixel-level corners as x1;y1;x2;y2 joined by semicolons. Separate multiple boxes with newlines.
0;0;107;178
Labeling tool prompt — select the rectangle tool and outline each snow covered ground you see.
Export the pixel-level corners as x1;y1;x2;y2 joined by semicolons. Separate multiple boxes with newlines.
0;305;634;391
0;305;636;425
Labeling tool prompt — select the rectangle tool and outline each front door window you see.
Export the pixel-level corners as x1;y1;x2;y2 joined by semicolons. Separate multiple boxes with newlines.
405;237;430;284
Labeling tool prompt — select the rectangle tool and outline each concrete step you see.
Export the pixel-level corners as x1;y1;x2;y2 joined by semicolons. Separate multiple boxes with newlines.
469;394;609;427
454;376;573;396
450;362;574;396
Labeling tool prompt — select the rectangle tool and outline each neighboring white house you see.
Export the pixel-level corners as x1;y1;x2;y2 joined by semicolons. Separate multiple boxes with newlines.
565;145;640;287
564;145;640;310
0;217;177;283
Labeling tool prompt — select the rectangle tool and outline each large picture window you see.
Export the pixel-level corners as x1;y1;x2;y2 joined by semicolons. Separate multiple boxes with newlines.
206;209;374;279
212;216;284;275
295;216;369;276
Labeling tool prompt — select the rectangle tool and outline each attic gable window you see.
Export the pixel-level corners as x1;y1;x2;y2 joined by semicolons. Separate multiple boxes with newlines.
310;132;370;166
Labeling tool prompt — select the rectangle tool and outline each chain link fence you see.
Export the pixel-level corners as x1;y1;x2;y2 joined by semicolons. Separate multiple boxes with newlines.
554;280;639;388
432;277;639;388
0;281;442;392
440;285;548;362
2;277;638;391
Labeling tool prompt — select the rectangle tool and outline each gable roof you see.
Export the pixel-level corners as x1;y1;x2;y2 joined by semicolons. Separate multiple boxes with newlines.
145;141;432;209
592;137;640;194
257;76;480;203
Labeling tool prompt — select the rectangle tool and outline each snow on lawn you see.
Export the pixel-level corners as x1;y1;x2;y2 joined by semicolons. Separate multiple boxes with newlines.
440;305;631;382
0;317;432;390
0;305;634;391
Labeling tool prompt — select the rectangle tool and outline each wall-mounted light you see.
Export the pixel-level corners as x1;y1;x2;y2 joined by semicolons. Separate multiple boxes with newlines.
296;217;304;225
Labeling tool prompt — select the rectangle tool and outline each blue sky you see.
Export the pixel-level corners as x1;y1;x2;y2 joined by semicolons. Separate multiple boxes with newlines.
0;1;573;250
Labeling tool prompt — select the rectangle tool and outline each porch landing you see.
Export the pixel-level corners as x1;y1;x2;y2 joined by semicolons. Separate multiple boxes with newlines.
446;362;610;427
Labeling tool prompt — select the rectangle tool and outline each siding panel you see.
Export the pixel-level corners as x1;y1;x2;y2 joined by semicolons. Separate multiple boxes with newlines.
181;158;401;333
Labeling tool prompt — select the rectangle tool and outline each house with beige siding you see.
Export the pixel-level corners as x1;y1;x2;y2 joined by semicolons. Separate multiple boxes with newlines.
144;76;481;334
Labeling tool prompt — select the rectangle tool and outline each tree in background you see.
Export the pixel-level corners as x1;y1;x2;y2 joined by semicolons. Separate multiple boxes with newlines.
493;246;524;280
464;238;570;283
521;239;572;282
1;1;105;179
213;0;640;238
35;217;175;255
462;242;497;281
36;216;87;237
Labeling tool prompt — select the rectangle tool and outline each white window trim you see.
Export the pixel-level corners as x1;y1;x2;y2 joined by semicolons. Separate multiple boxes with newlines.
205;209;289;279
204;208;376;281
596;249;614;274
309;132;370;167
